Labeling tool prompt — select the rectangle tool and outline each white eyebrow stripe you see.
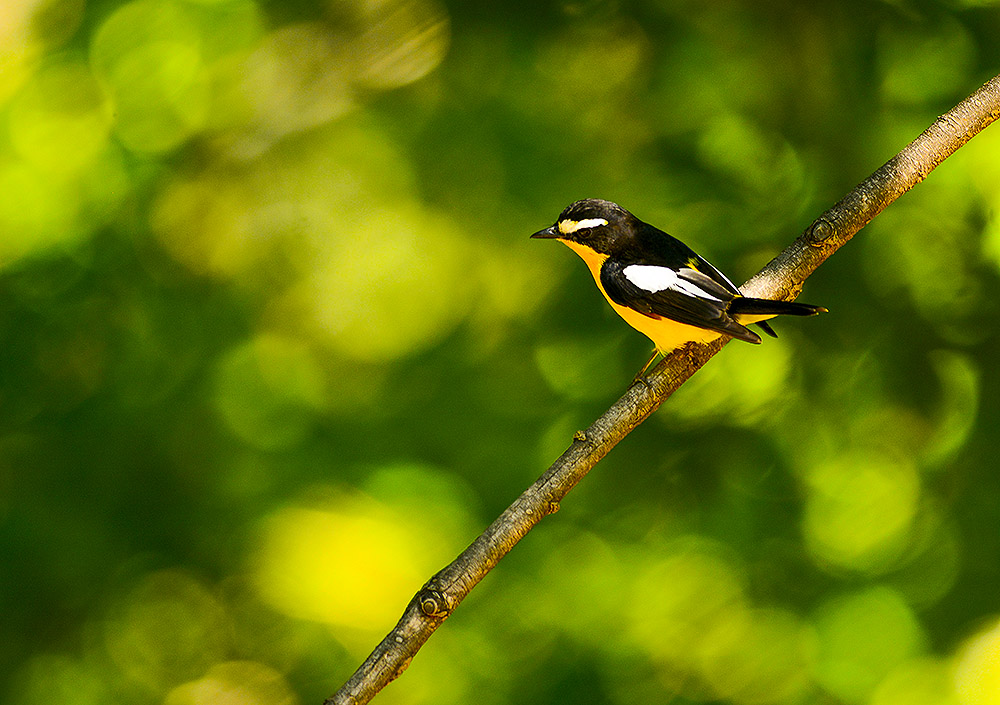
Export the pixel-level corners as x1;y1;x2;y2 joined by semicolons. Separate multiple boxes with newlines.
623;265;723;301
558;217;608;235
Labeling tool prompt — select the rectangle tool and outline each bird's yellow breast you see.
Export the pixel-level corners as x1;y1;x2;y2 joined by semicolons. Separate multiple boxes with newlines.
557;239;721;352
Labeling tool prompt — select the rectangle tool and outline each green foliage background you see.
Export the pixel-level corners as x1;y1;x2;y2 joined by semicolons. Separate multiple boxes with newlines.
2;0;1000;704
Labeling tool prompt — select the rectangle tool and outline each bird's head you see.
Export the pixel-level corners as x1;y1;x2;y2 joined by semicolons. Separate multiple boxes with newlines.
530;199;636;256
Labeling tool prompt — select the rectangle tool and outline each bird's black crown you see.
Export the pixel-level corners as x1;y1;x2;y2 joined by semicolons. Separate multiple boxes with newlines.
557;198;630;226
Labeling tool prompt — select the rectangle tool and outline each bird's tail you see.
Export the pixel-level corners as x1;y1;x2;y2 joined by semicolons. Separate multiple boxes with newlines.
729;297;828;318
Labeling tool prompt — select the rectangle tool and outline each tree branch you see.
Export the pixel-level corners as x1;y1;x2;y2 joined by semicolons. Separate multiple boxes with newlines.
325;73;1000;705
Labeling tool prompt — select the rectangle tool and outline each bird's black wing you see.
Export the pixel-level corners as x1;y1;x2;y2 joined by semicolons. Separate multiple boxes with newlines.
600;259;761;343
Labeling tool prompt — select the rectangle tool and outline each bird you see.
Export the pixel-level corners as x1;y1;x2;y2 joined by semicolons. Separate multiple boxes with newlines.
531;199;826;378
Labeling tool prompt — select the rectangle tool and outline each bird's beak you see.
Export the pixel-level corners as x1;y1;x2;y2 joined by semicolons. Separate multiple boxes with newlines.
530;225;559;239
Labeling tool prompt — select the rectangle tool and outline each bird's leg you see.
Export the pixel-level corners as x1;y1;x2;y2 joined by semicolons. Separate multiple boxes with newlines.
631;348;662;388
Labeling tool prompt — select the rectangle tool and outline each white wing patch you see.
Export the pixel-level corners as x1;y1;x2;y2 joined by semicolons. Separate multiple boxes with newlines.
558;218;608;235
623;264;677;292
623;265;723;301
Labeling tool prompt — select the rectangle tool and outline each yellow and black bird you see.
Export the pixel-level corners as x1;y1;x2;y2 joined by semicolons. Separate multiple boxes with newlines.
532;199;826;375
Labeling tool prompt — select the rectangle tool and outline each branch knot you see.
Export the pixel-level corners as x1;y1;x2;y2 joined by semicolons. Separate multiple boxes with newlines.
418;588;452;618
806;217;836;244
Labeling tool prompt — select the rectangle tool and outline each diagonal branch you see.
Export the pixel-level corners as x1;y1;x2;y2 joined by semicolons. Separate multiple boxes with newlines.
326;73;1000;705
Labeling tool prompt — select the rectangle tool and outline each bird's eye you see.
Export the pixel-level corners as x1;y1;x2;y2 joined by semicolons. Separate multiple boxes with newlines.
557;217;608;235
